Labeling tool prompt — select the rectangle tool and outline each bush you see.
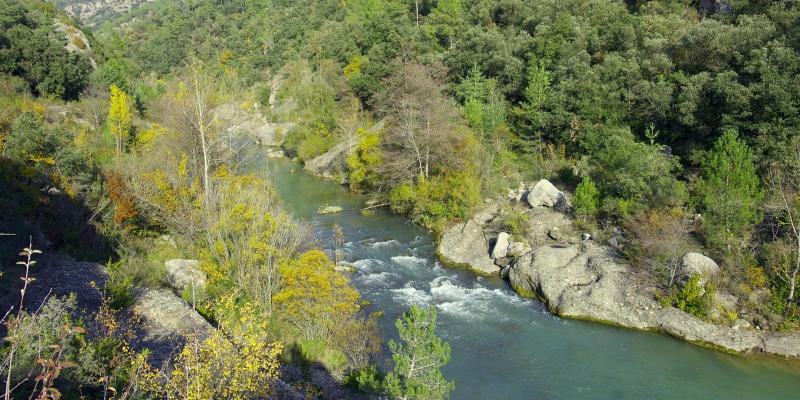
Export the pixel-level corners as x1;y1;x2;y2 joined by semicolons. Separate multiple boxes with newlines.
389;172;481;232
581;127;686;218
670;275;715;319
573;176;599;220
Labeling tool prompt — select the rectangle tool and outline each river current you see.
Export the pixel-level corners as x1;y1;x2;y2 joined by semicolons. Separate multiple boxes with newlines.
260;156;800;400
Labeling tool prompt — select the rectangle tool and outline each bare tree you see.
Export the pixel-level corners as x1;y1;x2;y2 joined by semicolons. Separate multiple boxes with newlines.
378;62;467;183
765;139;800;306
625;209;694;287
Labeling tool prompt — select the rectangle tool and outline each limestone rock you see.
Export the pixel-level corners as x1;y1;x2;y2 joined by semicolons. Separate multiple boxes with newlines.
526;179;565;208
507;241;531;257
548;227;562;241
130;288;212;342
166;259;206;292
491;232;511;259
681;252;720;283
317;205;344;215
438;214;500;276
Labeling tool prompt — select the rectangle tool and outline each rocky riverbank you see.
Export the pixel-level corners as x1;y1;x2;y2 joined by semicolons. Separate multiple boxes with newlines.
437;179;800;358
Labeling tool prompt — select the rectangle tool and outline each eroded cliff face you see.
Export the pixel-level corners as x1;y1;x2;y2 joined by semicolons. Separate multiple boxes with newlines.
54;0;156;26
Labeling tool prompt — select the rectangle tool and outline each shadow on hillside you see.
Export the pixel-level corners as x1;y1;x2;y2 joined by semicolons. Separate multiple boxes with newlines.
280;343;369;400
0;156;113;316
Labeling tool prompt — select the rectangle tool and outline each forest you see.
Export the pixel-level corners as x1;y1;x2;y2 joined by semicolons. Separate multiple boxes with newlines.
1;0;800;398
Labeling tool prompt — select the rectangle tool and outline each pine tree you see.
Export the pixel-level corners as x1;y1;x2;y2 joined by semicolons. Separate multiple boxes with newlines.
384;305;454;400
573;176;600;220
698;129;763;247
107;84;132;155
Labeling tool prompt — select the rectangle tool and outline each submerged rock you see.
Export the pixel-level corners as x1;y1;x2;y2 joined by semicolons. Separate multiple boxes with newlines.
317;205;344;215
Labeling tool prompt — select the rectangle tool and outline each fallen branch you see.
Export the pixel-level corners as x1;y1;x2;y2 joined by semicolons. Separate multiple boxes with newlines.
361;202;389;211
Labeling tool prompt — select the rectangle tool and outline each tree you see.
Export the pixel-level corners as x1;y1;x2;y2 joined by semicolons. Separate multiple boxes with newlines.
384;305;454;400
273;250;360;340
172;60;223;201
107;84;132;155
573;176;599;220
765;138;800;307
378;62;468;183
698;129;763;248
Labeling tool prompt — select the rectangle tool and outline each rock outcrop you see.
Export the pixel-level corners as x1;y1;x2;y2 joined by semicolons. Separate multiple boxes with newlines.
438;178;800;358
215;103;292;147
52;19;97;68
304;120;386;181
438;216;500;276
166;259;206;292
130;288;212;342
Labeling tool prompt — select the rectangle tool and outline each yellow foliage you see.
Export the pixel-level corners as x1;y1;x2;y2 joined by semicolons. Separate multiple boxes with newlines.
343;55;367;79
274;250;360;334
108;84;133;153
166;303;283;400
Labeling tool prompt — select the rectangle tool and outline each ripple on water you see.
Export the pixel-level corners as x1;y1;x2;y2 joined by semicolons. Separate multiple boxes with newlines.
390;255;428;268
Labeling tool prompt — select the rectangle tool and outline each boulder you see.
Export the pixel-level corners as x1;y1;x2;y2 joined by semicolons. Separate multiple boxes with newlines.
494;257;513;268
507;241;531;257
166;259;206;292
762;333;800;357
548;227;562;241
491;232;511;259
526;179;565;208
317;205;343;215
582;233;592;241
732;318;751;331
508;182;527;203
473;203;499;226
681;252;720;282
130;288;212;342
438;216;500;276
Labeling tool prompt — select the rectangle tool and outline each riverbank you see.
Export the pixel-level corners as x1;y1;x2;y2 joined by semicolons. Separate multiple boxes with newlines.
436;180;800;358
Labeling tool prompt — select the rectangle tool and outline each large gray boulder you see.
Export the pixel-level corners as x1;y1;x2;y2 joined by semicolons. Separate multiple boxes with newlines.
681;252;720;282
130;288;212;341
166;259;206;292
509;243;655;329
526;179;565;208
491;232;511;259
438;211;500;276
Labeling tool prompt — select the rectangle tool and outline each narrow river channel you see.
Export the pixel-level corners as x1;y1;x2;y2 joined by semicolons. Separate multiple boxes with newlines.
259;155;800;400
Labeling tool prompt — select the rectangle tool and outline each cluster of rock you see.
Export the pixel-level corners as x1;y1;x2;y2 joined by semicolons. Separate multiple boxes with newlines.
438;179;800;357
216;103;293;147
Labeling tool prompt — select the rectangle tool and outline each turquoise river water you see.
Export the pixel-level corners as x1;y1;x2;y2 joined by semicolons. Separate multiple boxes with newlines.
260;156;800;400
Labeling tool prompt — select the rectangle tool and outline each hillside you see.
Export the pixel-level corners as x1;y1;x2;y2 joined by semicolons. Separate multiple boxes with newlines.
2;0;800;398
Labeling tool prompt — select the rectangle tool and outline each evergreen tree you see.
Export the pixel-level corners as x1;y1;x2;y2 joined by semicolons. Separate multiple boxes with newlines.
698;129;763;247
384;305;454;400
573;176;600;220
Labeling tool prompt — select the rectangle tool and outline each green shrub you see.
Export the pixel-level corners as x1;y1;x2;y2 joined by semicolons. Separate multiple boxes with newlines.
389;172;481;232
573;176;599;220
670;275;715;319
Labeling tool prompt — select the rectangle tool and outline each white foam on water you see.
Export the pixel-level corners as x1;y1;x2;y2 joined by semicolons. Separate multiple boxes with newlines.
391;284;433;305
370;239;402;248
352;258;385;272
390;255;428;268
428;276;525;320
357;271;401;287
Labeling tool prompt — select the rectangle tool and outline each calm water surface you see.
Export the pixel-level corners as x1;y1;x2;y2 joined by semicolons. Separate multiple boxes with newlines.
259;156;800;400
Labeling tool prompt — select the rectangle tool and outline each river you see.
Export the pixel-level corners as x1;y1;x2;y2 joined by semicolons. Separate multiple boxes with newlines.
259;156;800;399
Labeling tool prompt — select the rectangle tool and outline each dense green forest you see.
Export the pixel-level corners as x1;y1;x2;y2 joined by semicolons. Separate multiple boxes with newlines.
1;0;800;398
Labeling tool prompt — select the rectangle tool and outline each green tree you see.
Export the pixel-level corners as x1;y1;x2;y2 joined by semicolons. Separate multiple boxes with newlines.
573;176;599;220
698;129;763;247
384;305;454;400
